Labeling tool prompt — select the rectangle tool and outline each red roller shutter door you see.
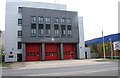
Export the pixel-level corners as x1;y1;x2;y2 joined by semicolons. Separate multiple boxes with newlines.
45;43;58;60
26;43;40;61
63;43;75;59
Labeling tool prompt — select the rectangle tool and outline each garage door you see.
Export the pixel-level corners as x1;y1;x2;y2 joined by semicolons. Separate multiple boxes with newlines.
26;43;40;61
45;43;58;60
63;43;75;59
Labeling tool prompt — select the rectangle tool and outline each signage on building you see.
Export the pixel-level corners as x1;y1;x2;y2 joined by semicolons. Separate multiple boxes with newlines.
113;41;120;50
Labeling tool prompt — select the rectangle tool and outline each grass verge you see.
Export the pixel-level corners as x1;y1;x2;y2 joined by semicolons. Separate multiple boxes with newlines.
0;62;12;67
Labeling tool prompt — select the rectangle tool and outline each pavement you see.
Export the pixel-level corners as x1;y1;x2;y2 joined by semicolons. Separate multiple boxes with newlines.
4;59;117;70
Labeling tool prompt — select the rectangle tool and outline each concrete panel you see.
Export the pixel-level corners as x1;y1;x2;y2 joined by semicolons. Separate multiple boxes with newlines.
41;43;45;61
22;7;79;43
60;43;64;60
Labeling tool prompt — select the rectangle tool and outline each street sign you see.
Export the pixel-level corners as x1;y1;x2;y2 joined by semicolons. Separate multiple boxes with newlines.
113;41;120;50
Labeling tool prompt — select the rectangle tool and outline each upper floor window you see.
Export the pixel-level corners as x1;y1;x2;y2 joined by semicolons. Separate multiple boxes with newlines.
45;24;51;37
38;24;44;37
61;25;66;37
60;18;65;24
18;31;22;38
18;42;22;49
54;18;59;24
38;16;44;24
31;24;36;37
67;25;72;37
18;7;22;13
31;16;37;24
54;25;59;38
18;19;22;26
45;17;51;24
67;18;72;25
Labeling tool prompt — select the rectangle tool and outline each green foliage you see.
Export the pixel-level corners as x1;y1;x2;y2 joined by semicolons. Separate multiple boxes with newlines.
91;43;98;53
0;45;5;56
100;42;111;52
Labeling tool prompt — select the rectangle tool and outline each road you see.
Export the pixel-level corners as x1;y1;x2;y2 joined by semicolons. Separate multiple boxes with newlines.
2;62;118;76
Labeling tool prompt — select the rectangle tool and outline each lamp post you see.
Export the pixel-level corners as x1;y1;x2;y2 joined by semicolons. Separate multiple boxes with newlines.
109;39;113;59
102;30;106;59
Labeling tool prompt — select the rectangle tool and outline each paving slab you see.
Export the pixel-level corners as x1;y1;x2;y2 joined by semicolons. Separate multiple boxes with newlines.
7;59;114;69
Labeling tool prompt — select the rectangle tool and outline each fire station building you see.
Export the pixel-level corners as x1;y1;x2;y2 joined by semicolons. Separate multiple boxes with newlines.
5;0;85;62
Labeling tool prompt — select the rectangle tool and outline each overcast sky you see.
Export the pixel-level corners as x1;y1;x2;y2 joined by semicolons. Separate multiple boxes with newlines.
0;0;119;40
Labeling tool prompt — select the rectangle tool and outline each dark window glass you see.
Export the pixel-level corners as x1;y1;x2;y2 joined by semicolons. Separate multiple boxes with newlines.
54;25;59;38
18;7;22;13
34;52;38;56
46;24;50;29
18;31;22;38
38;16;44;24
61;25;66;37
18;42;22;49
29;52;32;56
18;19;22;26
38;24;44;37
54;25;59;30
45;24;51;37
31;16;36;23
9;55;13;58
31;24;36;37
67;25;72;37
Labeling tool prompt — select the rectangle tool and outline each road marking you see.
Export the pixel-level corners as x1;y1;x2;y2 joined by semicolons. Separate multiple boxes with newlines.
27;67;118;76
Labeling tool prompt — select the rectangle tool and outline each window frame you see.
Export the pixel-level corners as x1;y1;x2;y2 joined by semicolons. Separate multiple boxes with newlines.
18;7;22;13
31;24;37;37
38;24;44;37
18;19;22;26
61;25;66;37
31;16;37;24
66;18;72;25
45;17;51;24
38;16;44;24
18;31;22;38
18;42;22;49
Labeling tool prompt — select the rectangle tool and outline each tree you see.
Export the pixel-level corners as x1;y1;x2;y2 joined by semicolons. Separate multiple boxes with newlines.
0;30;2;37
0;45;5;56
91;43;98;53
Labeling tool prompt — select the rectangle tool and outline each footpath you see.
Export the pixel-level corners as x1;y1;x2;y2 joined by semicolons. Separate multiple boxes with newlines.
2;59;113;70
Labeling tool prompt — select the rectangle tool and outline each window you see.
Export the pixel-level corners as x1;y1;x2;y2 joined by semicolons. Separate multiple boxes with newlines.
27;52;33;56
34;52;39;56
38;16;44;24
18;31;22;38
54;25;59;38
38;24;44;37
45;24;51;37
68;30;72;37
18;19;22;26
54;18;59;24
9;55;13;58
45;52;57;56
18;7;22;13
31;16;36;23
45;17;51;24
60;18;65;24
31;24;36;37
67;25;72;37
18;42;22;49
61;25;66;37
67;18;72;25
